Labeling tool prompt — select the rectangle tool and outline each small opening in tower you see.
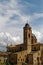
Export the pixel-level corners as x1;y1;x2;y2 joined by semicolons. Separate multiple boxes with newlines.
28;34;30;38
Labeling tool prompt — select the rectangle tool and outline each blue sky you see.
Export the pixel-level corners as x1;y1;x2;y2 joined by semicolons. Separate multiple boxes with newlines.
0;0;43;48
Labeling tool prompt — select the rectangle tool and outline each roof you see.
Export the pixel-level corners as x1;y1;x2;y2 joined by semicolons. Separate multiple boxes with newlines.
0;52;8;56
38;43;43;46
7;43;27;52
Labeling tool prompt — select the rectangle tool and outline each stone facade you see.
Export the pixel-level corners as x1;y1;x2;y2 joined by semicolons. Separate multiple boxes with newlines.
7;23;43;65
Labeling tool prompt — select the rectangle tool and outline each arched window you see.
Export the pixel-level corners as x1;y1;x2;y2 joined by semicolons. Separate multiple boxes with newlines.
31;39;33;44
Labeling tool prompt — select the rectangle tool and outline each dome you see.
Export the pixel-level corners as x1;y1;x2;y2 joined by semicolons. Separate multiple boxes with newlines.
25;23;30;27
32;33;36;39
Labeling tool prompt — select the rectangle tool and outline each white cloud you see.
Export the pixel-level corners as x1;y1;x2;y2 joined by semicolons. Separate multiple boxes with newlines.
0;0;43;24
29;13;43;22
33;30;43;43
0;32;20;46
0;0;30;23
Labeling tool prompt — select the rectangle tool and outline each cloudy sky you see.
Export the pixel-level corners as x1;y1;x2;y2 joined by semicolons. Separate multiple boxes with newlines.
0;0;43;50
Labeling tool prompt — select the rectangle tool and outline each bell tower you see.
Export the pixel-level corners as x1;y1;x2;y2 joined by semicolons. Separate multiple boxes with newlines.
23;22;32;52
23;22;32;45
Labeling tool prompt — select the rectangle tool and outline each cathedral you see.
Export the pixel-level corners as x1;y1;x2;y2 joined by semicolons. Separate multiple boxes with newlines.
7;23;43;65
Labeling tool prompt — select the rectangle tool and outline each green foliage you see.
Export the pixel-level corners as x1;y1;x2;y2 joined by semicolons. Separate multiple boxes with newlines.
0;61;17;65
